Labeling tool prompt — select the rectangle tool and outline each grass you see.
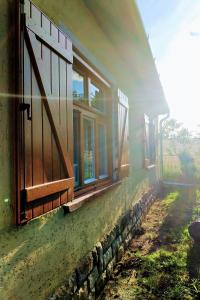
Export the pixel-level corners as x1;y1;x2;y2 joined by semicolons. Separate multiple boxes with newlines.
101;189;200;300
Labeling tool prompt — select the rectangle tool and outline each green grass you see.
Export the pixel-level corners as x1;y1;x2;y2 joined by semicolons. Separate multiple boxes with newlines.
133;190;200;299
102;189;200;300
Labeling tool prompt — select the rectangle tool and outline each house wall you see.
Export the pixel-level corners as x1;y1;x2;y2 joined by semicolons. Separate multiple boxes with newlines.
0;1;158;299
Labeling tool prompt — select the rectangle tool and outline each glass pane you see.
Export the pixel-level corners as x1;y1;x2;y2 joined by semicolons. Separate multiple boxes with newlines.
99;124;108;178
89;81;105;112
84;118;96;183
73;111;80;187
73;70;84;101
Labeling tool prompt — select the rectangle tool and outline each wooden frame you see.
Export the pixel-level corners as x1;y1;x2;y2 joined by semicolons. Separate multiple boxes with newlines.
14;0;122;222
72;59;113;196
15;0;74;224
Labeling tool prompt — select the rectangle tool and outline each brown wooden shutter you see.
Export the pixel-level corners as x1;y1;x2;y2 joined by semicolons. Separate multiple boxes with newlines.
117;89;129;179
18;0;74;224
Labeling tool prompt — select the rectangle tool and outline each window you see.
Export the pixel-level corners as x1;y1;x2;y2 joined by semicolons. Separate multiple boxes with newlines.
72;61;111;193
98;124;108;178
144;114;156;167
89;80;105;112
83;117;96;183
73;70;85;101
17;0;130;223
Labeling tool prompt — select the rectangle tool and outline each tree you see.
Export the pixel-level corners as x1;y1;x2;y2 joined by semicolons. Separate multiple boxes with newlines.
162;118;182;139
176;128;192;144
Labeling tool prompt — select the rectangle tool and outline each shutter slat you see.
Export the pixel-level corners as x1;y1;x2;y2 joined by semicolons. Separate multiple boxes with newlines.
25;178;73;202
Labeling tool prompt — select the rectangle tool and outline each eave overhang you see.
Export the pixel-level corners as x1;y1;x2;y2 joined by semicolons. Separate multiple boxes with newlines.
84;0;169;115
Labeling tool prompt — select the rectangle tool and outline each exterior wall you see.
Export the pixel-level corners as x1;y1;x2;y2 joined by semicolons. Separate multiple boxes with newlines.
51;187;159;299
0;1;159;299
0;0;15;230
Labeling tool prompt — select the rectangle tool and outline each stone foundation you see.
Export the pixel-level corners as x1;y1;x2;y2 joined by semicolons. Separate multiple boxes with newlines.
49;186;159;300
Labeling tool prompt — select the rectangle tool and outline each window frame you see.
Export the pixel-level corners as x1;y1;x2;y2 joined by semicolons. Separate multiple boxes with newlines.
72;56;113;197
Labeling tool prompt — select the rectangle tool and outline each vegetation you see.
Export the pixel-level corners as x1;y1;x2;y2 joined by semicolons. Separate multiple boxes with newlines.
162;118;200;182
101;189;200;300
162;118;192;142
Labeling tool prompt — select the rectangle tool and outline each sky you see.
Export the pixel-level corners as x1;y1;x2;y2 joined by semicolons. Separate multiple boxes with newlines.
136;0;200;133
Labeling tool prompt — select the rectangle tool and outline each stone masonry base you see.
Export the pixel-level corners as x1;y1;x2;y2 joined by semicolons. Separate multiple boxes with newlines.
49;185;160;300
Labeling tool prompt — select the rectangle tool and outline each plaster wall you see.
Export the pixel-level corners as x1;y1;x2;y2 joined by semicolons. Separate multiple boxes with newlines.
0;1;158;299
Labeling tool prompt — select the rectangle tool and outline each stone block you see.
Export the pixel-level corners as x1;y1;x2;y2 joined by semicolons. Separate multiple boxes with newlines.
88;289;95;300
103;247;113;268
96;242;104;273
122;225;129;241
95;271;107;296
76;253;93;287
114;224;121;236
88;266;99;291
77;281;88;300
119;213;129;232
101;229;116;253
124;232;132;249
111;235;122;258
106;259;115;279
117;245;124;261
132;215;137;226
92;247;98;266
68;273;77;294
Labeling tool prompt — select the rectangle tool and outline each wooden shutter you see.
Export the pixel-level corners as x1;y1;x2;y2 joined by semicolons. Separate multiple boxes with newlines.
18;0;74;224
117;89;129;179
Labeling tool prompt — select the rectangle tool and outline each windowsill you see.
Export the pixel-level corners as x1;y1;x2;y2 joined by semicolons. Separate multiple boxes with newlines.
84;178;96;184
99;174;108;180
145;164;156;170
62;181;121;213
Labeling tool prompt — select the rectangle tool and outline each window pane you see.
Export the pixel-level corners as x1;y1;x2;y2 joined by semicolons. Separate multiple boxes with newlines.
89;81;105;112
73;70;84;101
99;124;108;178
84;118;96;183
73;111;80;187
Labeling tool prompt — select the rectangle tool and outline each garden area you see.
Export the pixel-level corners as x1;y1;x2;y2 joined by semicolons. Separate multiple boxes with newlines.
100;188;200;299
161;118;200;183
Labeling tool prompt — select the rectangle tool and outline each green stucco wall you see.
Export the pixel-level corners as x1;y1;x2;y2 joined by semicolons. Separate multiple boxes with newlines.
0;0;14;230
0;1;158;299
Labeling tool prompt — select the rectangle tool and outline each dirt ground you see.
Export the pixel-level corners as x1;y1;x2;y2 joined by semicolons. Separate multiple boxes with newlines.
100;188;200;300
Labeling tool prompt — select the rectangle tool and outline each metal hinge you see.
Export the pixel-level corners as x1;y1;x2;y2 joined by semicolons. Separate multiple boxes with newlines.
19;103;32;120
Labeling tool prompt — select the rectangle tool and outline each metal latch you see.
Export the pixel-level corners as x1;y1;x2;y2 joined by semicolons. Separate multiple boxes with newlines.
19;103;31;120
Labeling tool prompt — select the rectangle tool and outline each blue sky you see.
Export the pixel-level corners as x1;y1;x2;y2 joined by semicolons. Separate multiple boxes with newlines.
137;0;200;133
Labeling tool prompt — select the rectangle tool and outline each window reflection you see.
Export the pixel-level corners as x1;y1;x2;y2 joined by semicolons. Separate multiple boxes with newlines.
73;111;80;188
84;118;96;183
89;81;105;112
73;70;84;101
99;124;108;178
